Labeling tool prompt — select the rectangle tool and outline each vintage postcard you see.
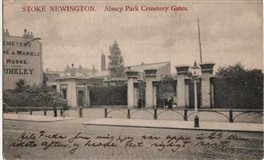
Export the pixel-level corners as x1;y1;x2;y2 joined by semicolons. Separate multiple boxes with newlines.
2;0;263;159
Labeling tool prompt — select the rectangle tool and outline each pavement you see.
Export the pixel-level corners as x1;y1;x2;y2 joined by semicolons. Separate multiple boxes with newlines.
3;113;263;132
3;113;76;122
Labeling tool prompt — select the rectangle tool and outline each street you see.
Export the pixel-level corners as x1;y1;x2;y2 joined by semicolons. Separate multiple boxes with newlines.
3;119;263;160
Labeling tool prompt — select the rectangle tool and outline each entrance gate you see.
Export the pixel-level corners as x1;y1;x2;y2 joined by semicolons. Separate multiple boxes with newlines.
157;82;176;108
137;81;146;108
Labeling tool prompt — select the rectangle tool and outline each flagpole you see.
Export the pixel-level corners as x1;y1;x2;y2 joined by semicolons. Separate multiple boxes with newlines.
198;18;203;63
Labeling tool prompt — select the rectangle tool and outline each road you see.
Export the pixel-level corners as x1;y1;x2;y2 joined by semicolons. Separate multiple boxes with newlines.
3;119;263;160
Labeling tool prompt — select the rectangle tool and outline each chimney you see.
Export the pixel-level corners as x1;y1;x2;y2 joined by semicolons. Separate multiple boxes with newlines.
23;29;34;38
101;54;106;71
70;64;76;77
3;29;10;36
23;29;28;37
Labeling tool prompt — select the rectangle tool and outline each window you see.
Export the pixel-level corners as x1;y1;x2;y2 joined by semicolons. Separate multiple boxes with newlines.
51;85;56;90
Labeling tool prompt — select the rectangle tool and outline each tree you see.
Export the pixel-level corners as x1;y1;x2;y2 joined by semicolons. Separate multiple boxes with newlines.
213;63;263;109
161;75;175;83
108;41;125;77
216;62;246;79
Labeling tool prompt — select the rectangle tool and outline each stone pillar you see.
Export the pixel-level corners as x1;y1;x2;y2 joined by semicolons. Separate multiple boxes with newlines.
126;71;138;108
176;66;190;108
56;83;60;93
86;86;91;107
133;85;138;108
153;86;157;107
210;76;216;108
153;82;159;108
185;80;190;107
210;82;214;108
67;81;77;108
144;69;158;108
199;63;215;108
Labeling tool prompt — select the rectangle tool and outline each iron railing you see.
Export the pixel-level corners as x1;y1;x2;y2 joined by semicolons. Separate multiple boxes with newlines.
3;104;263;123
103;108;264;123
3;105;64;117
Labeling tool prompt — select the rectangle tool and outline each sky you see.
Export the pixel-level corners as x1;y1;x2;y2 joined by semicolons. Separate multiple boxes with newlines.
3;0;263;73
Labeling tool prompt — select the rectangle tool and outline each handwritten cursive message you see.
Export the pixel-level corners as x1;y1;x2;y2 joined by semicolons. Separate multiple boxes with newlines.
9;131;249;154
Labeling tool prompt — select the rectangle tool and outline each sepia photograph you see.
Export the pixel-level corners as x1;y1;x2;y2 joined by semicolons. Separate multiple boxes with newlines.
2;0;263;159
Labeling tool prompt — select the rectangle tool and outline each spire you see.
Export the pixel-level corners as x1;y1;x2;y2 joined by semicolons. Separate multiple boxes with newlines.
101;51;106;71
198;18;203;63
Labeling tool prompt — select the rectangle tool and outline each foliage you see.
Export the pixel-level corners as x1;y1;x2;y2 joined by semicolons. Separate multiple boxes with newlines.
108;41;125;78
3;81;68;109
90;85;127;105
161;75;175;83
214;63;263;109
15;79;29;91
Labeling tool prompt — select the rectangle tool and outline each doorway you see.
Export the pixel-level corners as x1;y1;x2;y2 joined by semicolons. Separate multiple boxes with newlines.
77;90;84;107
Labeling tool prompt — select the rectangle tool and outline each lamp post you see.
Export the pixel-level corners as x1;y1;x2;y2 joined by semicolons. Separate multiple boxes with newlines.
190;61;201;127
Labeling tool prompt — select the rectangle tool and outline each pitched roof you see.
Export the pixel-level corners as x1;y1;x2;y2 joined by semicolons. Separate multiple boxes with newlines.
126;61;170;72
88;70;110;78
